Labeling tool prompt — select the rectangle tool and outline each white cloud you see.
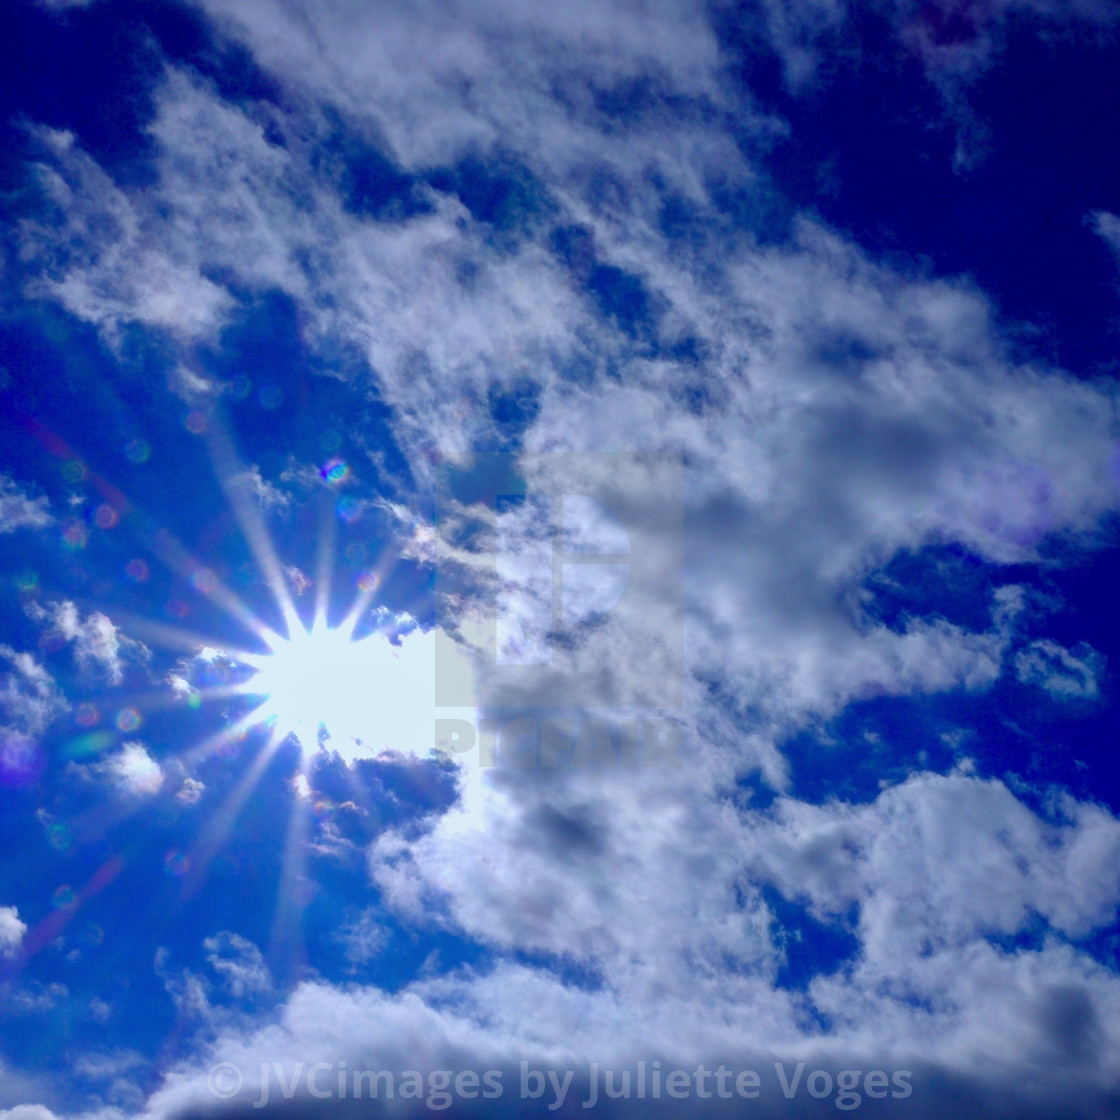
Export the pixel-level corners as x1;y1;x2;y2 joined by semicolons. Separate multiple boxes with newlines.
1015;639;1104;699
284;565;311;595
0;645;68;738
20;128;233;342
203;932;272;1000
229;464;292;510
335;908;388;968
756;1;1119;168
0;907;26;959
174;776;204;806
24;601;149;685
167;363;221;403
69;1051;146;1084
86;743;163;798
0;1109;61;1120
1089;209;1120;257
6;983;69;1015
0;476;51;534
752;773;1120;948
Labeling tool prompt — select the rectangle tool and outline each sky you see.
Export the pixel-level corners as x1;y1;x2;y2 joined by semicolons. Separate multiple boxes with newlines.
0;0;1120;1117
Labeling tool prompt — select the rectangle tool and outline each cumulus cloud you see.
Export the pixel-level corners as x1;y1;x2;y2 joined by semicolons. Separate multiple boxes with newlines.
284;565;311;595
0;1109;62;1120
0;906;26;959
85;743;164;798
753;772;1120;947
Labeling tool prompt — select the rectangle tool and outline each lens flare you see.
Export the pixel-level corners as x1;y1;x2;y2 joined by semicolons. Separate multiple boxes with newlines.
320;458;350;485
115;708;141;733
53;885;76;909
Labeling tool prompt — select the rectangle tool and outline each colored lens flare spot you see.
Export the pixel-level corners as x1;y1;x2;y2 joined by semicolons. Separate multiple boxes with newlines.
52;885;76;910
216;738;240;761
0;734;44;788
94;504;119;530
75;703;100;728
320;458;350;485
191;568;218;594
259;385;284;410
124;438;151;464
115;708;141;733
79;923;104;946
336;496;362;523
61;460;87;484
61;520;89;551
163;850;189;877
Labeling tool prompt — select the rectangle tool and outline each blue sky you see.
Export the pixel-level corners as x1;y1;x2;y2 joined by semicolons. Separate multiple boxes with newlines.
1;1;1119;1117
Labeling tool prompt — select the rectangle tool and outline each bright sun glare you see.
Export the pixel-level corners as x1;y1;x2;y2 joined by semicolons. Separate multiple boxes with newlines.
242;625;374;753
236;620;441;762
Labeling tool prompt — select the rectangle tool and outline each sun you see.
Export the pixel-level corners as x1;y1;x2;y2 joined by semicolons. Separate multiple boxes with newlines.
241;623;379;754
236;619;442;762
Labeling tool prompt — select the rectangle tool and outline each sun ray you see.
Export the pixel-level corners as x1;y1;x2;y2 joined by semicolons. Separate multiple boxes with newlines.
205;420;303;638
85;609;266;664
313;494;337;632
178;725;286;901
268;754;313;984
140;521;279;644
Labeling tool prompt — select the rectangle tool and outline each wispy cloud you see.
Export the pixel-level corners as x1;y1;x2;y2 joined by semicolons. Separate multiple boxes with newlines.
0;645;68;738
1015;639;1104;700
0;475;51;534
24;601;149;686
